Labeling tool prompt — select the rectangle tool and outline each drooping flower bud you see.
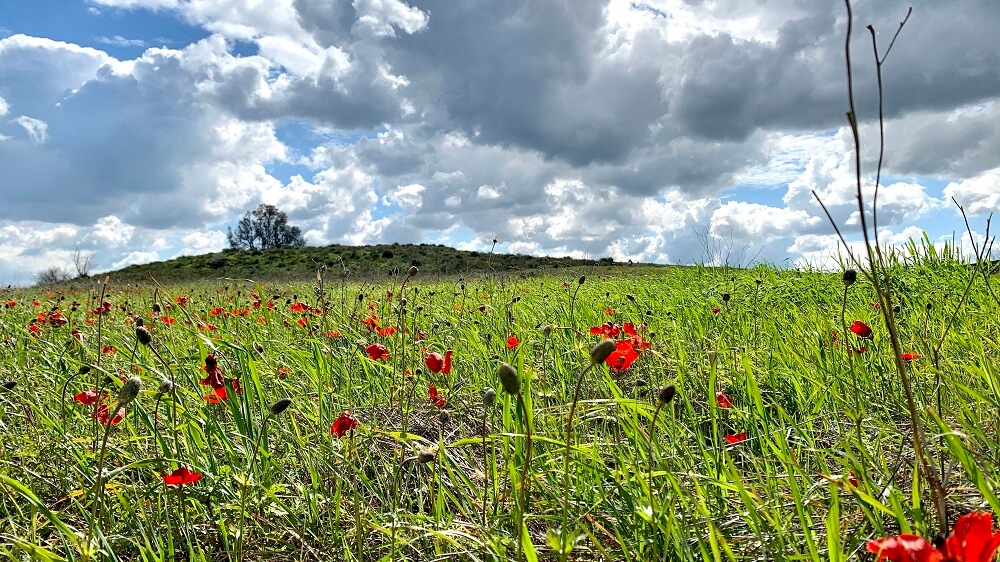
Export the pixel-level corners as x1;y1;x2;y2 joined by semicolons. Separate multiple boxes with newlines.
407;265;419;277
483;387;497;408
136;326;152;346
589;339;617;365
157;378;174;395
269;398;292;416
498;363;520;395
843;269;857;286
658;385;676;404
117;376;142;406
417;448;437;463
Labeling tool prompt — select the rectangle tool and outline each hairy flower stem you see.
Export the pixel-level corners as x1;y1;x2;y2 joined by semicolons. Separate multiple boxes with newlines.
559;361;597;558
84;402;121;560
842;0;947;531
648;400;665;560
515;390;533;562
236;412;274;562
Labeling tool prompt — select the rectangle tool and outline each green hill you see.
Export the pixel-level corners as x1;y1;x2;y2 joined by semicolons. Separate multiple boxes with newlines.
105;243;637;283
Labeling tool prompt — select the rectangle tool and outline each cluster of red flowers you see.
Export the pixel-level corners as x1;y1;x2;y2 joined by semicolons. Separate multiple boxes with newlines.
869;511;1000;562
73;390;125;425
34;310;68;326
590;321;649;372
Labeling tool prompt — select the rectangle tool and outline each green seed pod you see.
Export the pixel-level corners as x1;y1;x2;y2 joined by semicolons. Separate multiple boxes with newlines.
498;363;520;395
590;339;617;365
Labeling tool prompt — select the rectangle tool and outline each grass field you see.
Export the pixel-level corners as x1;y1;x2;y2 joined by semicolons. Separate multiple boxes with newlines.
1;249;999;561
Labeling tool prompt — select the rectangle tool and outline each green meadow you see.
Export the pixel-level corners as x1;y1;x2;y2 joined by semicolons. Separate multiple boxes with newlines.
1;248;999;561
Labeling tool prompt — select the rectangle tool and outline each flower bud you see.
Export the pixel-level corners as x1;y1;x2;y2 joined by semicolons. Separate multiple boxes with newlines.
1;380;16;391
417;448;437;463
117;376;142;406
590;339;617;365
483;387;497;408
722;293;731;303
578;275;586;285
408;265;419;277
658;385;676;404
498;363;520;395
157;378;174;395
136;326;152;346
843;269;857;286
269;398;292;416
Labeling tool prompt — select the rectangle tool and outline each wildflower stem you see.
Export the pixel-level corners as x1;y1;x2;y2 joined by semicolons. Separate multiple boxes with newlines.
560;361;597;558
236;412;273;562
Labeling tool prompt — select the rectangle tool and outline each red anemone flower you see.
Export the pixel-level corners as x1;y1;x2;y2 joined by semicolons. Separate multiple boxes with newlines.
200;354;225;389
506;336;520;349
712;307;721;315
163;467;202;485
725;432;747;445
901;352;921;362
429;383;446;407
605;340;639;371
716;391;733;409
849;320;873;338
425;350;453;374
331;411;359;438
604;307;614;315
868;511;1000;562
366;343;389;361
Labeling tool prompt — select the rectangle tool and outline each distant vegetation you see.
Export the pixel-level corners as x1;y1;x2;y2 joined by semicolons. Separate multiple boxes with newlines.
107;242;627;283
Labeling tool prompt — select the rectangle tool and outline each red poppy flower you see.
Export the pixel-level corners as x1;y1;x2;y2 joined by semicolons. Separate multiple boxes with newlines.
163;467;202;485
848;471;858;487
868;511;1000;562
200;354;225;389
331;411;359;438
176;296;188;305
712;308;721;315
849;320;873;338
725;432;746;444
901;352;921;362
74;389;100;405
5;300;16;308
623;322;639;337
716;391;733;409
94;400;126;425
606;340;639;371
506;336;519;349
290;302;307;313
376;325;397;337
425;350;453;374
848;345;867;355
366;343;389;360
589;322;621;339
102;345;117;355
604;307;614;315
429;383;446;407
297;317;309;328
161;316;176;325
209;306;224;316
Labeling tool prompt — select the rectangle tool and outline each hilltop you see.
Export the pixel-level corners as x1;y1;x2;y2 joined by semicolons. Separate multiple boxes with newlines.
104;243;634;283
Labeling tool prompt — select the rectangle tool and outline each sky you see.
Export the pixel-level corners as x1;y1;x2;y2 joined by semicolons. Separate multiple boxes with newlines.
0;0;998;285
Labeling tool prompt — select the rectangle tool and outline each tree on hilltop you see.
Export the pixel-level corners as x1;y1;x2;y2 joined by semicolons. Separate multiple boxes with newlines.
227;204;306;251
